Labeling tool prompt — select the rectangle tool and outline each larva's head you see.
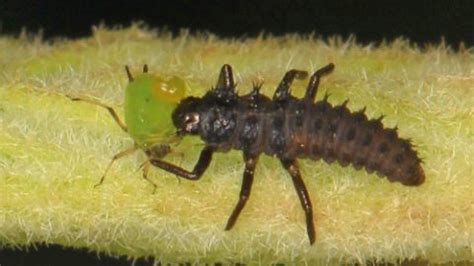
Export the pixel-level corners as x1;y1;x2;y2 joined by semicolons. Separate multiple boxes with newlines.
124;65;188;147
172;96;202;136
171;64;237;137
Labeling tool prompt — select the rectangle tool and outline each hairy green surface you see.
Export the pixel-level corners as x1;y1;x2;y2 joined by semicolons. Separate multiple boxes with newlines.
0;25;473;264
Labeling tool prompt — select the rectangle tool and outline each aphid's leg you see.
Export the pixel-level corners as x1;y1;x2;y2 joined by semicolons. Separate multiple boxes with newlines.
67;96;128;132
95;146;138;188
216;64;235;90
303;63;335;102
273;69;308;101
280;158;316;245
149;146;214;180
140;160;158;194
141;143;174;192
224;154;259;231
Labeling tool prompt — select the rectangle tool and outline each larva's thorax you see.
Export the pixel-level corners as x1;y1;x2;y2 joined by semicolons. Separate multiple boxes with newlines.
197;103;239;151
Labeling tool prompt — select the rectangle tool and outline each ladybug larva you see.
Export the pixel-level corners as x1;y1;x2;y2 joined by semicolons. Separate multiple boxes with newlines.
147;63;425;244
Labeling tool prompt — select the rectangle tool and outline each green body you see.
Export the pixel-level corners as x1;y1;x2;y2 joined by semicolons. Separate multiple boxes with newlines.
124;73;187;148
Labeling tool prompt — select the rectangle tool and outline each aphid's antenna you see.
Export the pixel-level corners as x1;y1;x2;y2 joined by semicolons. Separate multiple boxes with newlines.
143;64;149;73
125;65;134;82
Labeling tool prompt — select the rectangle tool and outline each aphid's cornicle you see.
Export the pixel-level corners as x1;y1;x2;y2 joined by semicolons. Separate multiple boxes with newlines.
149;63;425;245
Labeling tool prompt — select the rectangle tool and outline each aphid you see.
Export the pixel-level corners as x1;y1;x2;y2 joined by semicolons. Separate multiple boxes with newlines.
68;65;188;192
148;63;425;244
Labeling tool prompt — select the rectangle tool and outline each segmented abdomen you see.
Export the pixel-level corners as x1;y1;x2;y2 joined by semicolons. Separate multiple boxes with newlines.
205;93;424;187
277;98;425;186
228;98;423;187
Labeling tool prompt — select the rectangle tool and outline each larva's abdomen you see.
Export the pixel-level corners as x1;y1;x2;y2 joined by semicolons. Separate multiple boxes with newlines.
284;100;425;186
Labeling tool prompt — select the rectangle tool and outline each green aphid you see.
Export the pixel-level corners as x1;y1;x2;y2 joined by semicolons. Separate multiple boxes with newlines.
68;65;187;192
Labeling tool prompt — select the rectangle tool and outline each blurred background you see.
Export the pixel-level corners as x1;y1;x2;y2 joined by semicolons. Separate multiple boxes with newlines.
0;1;472;265
1;0;473;47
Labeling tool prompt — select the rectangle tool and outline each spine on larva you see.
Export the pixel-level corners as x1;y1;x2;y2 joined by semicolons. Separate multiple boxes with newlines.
284;99;425;186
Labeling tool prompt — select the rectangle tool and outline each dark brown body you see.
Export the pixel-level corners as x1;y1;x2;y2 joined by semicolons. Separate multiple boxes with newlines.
150;63;425;244
194;90;424;186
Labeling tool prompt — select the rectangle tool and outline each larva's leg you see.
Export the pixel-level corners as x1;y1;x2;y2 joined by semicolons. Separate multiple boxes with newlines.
273;69;308;101
280;158;316;245
141;143;174;193
304;63;335;102
215;64;235;90
149;146;214;180
225;154;259;231
67;96;128;132
95;146;138;188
